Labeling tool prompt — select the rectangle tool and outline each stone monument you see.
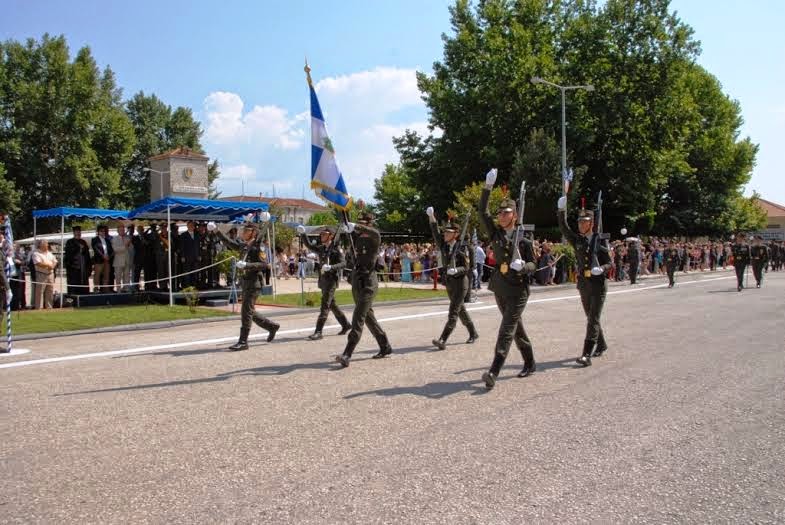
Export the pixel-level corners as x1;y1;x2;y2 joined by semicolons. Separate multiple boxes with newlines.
148;147;209;201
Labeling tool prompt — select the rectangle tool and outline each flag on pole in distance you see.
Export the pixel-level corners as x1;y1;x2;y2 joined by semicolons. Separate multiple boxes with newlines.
562;167;574;196
306;66;353;211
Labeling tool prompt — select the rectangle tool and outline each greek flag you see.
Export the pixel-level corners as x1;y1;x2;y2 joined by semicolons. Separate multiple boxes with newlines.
307;70;353;211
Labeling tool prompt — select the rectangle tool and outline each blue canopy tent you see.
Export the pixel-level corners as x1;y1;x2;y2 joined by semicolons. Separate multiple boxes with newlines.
30;207;132;307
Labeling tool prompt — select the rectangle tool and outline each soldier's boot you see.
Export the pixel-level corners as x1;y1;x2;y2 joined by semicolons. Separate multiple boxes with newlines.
228;327;250;351
593;332;608;358
576;340;593;367
517;344;536;378
372;341;393;359
432;326;452;350
338;320;352;335
466;323;479;345
482;354;505;390
308;319;325;341
253;315;280;342
335;341;356;368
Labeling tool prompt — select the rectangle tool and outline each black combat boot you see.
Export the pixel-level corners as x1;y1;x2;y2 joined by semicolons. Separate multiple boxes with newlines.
593;333;608;358
308;319;325;340
432;338;447;350
576;340;593;367
466;324;479;344
228;327;250;351
372;344;393;359
518;345;536;378
266;323;279;342
482;353;505;390
334;354;350;368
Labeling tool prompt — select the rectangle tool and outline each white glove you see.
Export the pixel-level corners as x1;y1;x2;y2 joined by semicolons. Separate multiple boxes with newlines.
472;269;478;278
510;259;524;272
296;225;306;234
426;206;434;218
206;221;217;232
447;267;457;276
591;266;603;276
259;211;271;222
344;222;356;233
557;196;567;211
322;264;332;272
485;168;498;187
236;260;247;269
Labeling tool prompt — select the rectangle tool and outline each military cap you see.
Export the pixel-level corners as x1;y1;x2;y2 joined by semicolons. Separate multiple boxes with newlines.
496;198;517;214
577;208;594;221
72;225;82;231
319;226;335;234
443;219;460;232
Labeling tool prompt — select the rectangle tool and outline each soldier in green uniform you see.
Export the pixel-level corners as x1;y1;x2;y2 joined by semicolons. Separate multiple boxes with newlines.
557;195;612;366
750;235;769;288
334;209;393;368
478;169;537;389
426;207;479;350
663;240;682;288
208;219;279;350
627;238;640;285
731;232;751;292
297;225;351;340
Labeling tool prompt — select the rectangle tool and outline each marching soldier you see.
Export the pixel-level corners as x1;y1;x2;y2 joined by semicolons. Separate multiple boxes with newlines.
750;236;769;288
557;195;611;366
297;224;351;340
334;207;393;368
207;219;279;350
426;207;479;350
478;169;537;389
663;240;681;288
731;232;751;292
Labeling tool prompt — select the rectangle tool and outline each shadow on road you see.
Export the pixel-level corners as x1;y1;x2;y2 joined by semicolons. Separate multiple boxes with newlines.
344;378;490;400
452;358;576;375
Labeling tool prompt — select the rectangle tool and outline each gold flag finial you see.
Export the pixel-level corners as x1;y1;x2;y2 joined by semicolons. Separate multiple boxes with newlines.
304;57;313;86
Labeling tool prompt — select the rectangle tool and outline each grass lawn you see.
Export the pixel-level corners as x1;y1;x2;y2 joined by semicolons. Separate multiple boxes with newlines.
5;305;233;335
258;286;448;307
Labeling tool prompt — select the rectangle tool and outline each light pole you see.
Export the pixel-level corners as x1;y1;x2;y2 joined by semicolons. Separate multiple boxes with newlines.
530;77;594;198
142;167;171;199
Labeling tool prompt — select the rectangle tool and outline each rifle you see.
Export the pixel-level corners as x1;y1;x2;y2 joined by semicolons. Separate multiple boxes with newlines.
590;190;603;269
511;181;526;261
450;211;472;271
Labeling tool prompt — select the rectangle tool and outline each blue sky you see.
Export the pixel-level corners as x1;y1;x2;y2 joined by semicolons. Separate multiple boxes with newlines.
2;0;783;206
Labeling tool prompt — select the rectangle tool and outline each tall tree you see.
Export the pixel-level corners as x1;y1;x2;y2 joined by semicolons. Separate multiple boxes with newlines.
0;35;136;235
395;0;757;237
372;163;426;233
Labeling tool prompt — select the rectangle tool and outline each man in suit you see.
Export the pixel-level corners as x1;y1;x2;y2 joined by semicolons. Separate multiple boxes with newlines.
64;225;91;295
91;224;113;292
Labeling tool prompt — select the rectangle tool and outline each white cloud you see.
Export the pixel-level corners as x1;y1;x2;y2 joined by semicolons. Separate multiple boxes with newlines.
220;164;256;180
204;91;305;150
208;66;439;202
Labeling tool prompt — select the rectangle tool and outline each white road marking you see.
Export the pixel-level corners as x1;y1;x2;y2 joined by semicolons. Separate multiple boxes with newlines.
0;348;31;357
0;275;735;370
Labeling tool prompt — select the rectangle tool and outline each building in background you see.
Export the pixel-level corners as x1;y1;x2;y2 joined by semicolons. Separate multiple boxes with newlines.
218;196;328;225
754;198;785;240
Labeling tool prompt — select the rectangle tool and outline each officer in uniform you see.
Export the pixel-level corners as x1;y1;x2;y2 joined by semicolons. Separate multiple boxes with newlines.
750;235;769;288
208;219;279;350
731;232;751;292
197;222;213;289
426;207;479;350
478;169;537;389
297;224;351;340
767;241;779;272
335;208;393;368
557;194;612;366
663;240;681;288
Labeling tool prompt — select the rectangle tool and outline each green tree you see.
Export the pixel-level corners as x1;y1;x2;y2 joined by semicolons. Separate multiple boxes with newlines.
372;163;425;233
0;163;21;215
0;35;136;235
306;210;340;226
448;181;508;241
395;0;757;237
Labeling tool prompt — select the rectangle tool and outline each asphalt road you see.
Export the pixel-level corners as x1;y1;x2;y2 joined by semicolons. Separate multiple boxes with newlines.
2;270;784;524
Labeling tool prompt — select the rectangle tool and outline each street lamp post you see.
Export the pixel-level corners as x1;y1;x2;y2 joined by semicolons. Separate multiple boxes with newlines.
530;77;594;198
142;167;171;199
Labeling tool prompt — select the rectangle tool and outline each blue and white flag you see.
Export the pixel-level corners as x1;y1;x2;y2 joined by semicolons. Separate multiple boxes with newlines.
307;67;353;211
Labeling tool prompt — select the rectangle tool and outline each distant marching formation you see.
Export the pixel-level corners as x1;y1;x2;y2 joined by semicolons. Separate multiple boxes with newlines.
200;168;774;390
